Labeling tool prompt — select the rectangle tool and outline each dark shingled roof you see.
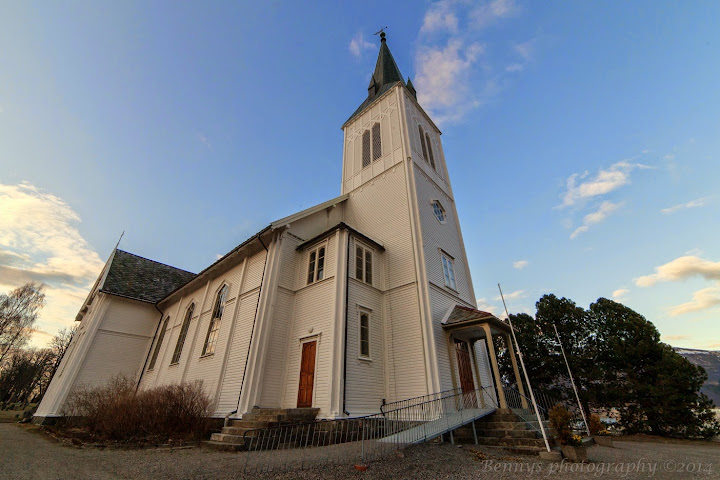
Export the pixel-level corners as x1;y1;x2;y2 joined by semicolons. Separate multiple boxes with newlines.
444;305;497;325
344;33;409;127
100;250;196;303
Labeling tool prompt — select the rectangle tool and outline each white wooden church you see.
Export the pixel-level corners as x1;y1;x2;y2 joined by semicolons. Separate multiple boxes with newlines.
35;34;524;425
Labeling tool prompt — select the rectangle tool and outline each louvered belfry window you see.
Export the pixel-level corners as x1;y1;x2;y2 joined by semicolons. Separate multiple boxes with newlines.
372;123;381;161
426;133;436;170
419;125;428;162
362;130;371;168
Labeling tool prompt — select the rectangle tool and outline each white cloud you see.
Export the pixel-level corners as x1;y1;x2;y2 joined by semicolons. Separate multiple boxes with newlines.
569;201;623;239
661;197;707;215
513;39;534;61
0;182;104;346
496;289;525;301
635;255;720;287
414;0;524;125
612;288;629;300
469;0;518;29
669;286;720;316
569;225;589;240
560;160;651;208
476;298;500;316
420;0;459;34
513;260;528;269
415;40;487;124
349;32;374;58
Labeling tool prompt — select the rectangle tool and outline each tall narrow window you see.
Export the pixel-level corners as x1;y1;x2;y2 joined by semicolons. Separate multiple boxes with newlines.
307;251;316;284
371;122;382;161
441;253;457;290
359;313;370;358
426;133;436;170
171;304;194;364
362;130;371;168
364;249;372;284
356;246;364;280
355;244;373;285
316;247;325;281
148;317;169;370
202;285;228;356
307;246;326;284
419;125;428;162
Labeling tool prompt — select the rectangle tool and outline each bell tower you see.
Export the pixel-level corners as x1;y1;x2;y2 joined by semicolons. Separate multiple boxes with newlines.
340;33;477;400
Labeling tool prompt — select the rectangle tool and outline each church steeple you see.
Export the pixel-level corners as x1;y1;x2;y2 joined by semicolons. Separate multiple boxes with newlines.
367;32;404;98
344;32;408;127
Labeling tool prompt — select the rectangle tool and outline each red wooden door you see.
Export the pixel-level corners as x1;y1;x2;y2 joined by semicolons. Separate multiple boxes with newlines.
455;342;478;407
297;341;316;408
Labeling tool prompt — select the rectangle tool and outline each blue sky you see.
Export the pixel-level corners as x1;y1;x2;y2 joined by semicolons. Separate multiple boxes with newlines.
1;1;718;350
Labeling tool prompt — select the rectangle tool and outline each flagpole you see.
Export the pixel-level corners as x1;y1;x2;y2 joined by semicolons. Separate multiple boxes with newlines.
498;284;551;452
552;322;591;437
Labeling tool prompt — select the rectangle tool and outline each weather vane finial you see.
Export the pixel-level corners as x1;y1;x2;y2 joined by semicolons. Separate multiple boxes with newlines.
374;26;388;42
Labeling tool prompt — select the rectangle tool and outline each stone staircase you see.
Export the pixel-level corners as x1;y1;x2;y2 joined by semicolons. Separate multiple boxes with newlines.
205;407;319;451
451;408;556;455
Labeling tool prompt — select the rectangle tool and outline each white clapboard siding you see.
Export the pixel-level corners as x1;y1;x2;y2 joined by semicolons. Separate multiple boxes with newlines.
281;279;336;416
345;276;385;415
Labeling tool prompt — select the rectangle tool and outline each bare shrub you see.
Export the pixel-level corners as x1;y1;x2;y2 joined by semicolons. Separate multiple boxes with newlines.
62;376;212;442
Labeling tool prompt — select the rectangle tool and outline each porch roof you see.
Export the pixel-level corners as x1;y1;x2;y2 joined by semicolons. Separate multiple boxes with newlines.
441;305;512;337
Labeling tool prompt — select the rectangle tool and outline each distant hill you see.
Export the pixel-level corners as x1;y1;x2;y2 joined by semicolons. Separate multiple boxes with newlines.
674;347;720;407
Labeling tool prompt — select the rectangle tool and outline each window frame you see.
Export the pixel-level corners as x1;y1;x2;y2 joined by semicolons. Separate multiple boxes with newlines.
354;242;373;286
440;251;457;291
361;122;382;169
419;125;428;162
425;133;436;170
358;309;372;360
431;200;447;224
201;285;228;357
170;303;194;365
148;316;169;371
306;244;327;285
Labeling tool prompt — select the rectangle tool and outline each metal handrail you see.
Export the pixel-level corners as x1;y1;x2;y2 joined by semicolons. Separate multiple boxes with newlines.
240;387;497;473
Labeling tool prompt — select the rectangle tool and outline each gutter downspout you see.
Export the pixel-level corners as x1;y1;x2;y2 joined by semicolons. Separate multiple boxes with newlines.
342;231;351;416
135;304;164;393
235;234;270;414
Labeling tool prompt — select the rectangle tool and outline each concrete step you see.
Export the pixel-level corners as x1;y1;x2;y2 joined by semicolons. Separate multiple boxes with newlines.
202;440;246;452
475;428;538;439
483;413;520;422
475;421;529;430
481;445;546;456
210;433;247;444
475;436;546;448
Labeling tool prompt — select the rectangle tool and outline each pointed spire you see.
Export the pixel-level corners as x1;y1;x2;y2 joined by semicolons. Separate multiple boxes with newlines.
406;77;417;99
367;32;404;98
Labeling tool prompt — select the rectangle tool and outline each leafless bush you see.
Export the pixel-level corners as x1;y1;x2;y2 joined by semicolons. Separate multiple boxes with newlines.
62;376;212;442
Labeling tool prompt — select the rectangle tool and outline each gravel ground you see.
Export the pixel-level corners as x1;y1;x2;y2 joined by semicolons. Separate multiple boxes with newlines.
1;423;719;479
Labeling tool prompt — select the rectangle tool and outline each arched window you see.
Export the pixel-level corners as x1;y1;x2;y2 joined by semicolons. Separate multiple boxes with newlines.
171;303;194;364
362;130;371;168
361;123;382;168
426;133;436;170
202;285;228;356
419;125;428;162
148;316;169;371
371;123;382;161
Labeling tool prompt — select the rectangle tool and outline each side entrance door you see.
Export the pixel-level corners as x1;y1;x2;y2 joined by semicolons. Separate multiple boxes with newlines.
455;341;478;408
297;340;316;408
